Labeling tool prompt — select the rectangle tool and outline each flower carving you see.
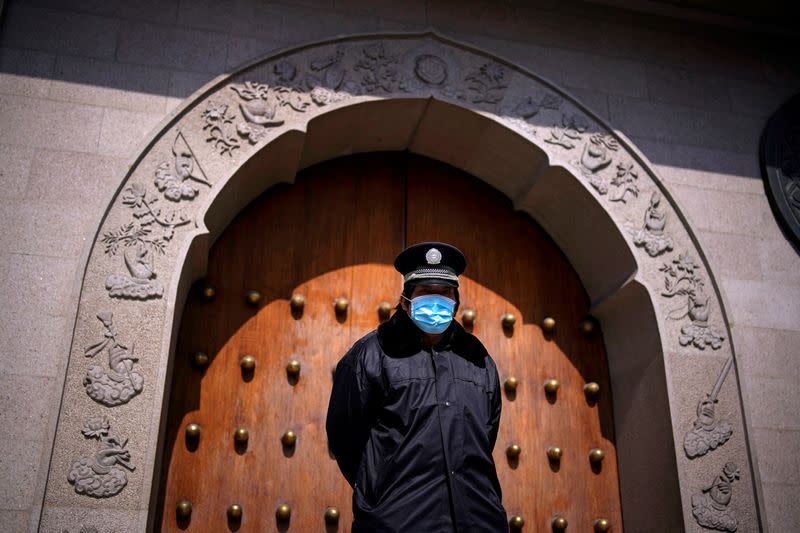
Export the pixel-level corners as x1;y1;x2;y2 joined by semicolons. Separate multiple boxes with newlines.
465;63;508;104
354;43;400;93
545;113;589;149
202;101;240;156
660;252;725;350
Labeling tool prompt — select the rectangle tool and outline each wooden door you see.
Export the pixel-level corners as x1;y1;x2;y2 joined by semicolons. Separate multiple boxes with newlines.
155;152;623;532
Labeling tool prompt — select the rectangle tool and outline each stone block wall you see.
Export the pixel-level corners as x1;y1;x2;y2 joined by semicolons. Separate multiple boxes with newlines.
0;1;797;531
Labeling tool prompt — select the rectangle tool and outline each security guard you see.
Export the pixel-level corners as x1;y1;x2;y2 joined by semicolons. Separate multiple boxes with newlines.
326;242;509;532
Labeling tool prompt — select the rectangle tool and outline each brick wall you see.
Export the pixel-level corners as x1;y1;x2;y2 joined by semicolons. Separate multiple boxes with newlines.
1;1;798;531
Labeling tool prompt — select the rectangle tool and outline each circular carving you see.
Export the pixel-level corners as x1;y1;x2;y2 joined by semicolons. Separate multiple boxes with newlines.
761;94;800;247
415;54;448;86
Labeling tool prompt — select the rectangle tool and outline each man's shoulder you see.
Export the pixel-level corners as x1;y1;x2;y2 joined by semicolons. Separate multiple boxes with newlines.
352;329;380;351
341;329;382;366
453;325;491;362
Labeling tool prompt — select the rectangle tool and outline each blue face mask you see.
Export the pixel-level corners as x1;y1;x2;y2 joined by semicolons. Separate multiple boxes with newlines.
404;293;456;334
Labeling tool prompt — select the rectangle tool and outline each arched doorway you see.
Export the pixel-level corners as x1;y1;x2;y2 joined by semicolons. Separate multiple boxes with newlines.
39;33;761;533
155;152;622;531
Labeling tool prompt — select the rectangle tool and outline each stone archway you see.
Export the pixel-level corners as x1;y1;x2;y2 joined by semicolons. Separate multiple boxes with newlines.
40;32;761;532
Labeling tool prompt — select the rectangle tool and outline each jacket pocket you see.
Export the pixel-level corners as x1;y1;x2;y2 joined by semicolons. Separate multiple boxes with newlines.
354;454;376;511
454;376;491;429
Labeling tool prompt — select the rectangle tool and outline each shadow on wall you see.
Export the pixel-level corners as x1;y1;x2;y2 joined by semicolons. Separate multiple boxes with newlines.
1;0;798;176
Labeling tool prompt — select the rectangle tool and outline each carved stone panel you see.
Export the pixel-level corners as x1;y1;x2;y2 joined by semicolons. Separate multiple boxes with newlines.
628;191;674;257
691;462;740;531
83;312;143;407
684;357;734;458
67;416;134;498
660;252;725;350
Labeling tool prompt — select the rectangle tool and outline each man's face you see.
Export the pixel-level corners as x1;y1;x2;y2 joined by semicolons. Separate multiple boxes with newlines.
401;283;456;314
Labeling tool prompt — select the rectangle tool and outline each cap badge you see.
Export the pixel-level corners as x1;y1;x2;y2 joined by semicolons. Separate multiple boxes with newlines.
425;247;442;265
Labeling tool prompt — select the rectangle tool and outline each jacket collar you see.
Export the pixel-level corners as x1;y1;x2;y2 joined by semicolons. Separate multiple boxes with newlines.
377;306;485;362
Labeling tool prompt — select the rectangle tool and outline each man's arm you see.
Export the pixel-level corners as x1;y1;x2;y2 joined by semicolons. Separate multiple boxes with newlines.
486;360;502;451
325;343;380;487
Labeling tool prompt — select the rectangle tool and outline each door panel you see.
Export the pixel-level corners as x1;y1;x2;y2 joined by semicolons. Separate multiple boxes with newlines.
406;157;621;529
156;153;622;532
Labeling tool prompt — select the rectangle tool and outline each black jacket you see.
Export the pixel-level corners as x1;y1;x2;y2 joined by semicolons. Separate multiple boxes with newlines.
326;308;509;532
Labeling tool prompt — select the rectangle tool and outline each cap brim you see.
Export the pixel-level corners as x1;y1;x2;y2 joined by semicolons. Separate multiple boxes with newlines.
405;278;459;289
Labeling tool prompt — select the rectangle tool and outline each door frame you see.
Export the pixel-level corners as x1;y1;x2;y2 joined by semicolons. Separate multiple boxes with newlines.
39;32;763;532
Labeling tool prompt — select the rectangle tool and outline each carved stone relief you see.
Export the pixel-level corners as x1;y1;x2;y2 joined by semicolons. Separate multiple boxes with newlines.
101;132;207;299
354;42;400;93
413;54;448;86
102;181;187;299
231;81;309;144
218;50;372;148
580;133;619;174
68;416;134;498
692;462;740;531
602;162;640;203
104;244;164;299
500;94;562;137
83;312;143;407
202;101;240;156
305;47;360;103
154;132;211;202
627;190;674;256
684;357;734;458
399;53;457;96
464;63;507;104
545;113;589;149
199;46;513;157
305;49;344;88
660;252;725;350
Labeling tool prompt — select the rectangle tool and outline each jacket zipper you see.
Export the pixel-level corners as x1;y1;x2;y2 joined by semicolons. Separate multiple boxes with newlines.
431;347;459;533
